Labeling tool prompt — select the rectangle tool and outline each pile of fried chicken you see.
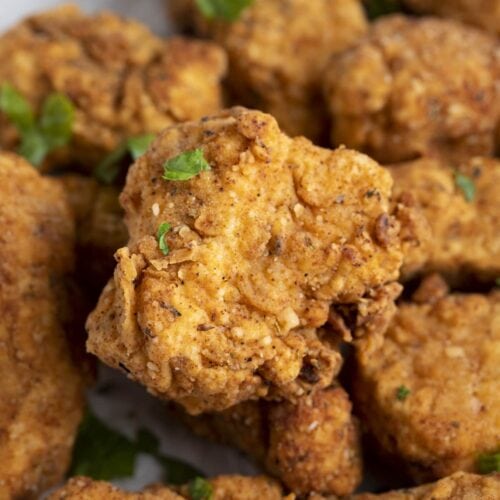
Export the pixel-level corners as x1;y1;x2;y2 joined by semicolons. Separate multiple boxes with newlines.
0;1;499;499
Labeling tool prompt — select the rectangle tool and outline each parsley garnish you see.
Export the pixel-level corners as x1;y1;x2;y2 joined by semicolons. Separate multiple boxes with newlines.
363;0;403;19
157;222;172;255
476;451;500;474
94;133;155;185
69;410;201;483
454;172;475;202
195;0;253;21
0;83;74;166
189;477;214;500
396;385;410;401
163;149;211;181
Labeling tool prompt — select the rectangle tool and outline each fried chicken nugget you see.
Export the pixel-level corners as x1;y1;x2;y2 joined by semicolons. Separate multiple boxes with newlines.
389;156;500;283
324;15;500;163
0;153;85;498
0;4;227;170
403;0;500;36
169;0;368;142
49;475;289;500
181;384;362;496
86;107;407;414
353;277;500;483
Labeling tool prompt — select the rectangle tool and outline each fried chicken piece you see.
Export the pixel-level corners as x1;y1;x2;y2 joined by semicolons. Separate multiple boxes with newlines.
49;475;289;500
403;0;500;36
353;278;500;482
169;0;368;142
86;107;407;414
0;4;226;170
181;384;362;496
0;153;85;498
389;156;500;283
324;15;500;163
349;472;500;499
59;175;128;295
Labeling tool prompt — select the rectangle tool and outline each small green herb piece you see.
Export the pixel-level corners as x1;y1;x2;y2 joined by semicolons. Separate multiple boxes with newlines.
39;93;75;149
0;83;34;132
496;278;500;287
454;172;475;202
195;0;253;21
157;222;172;256
396;385;410;401
189;477;214;500
128;133;156;161
163;149;211;181
364;0;403;19
476;452;500;474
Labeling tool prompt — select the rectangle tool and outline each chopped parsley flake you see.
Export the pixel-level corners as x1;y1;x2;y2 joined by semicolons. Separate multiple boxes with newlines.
454;172;476;202
476;451;500;474
157;222;172;255
364;0;403;20
396;385;410;401
162;149;211;181
195;0;253;21
189;477;214;500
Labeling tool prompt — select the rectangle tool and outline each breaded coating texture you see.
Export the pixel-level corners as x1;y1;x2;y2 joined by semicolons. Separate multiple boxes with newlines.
350;472;500;500
170;0;367;142
389;157;500;283
0;154;84;498
86;107;406;414
0;5;226;170
181;385;362;496
404;0;500;36
49;475;289;500
353;285;500;482
324;15;500;163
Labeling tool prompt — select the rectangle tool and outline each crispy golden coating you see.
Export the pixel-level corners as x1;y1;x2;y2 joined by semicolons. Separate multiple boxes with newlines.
170;0;367;142
404;0;500;36
181;385;362;496
353;281;500;482
350;472;500;500
324;15;500;163
389;157;500;283
86;107;407;414
49;475;289;500
0;153;84;498
0;5;226;170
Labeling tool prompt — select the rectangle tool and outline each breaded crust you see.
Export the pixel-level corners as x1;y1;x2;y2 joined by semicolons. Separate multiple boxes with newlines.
0;154;84;498
86;107;405;414
0;5;227;170
324;15;500;163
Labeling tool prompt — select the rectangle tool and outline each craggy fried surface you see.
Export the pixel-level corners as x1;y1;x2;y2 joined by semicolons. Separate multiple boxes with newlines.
169;0;367;142
324;15;500;163
349;472;500;499
0;154;84;498
353;279;500;482
49;475;288;500
86;107;406;414
404;0;500;36
182;385;362;496
389;157;500;283
0;4;227;170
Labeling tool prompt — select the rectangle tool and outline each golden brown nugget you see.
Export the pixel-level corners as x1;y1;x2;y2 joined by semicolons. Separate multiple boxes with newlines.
324;15;500;163
169;0;367;142
403;0;500;36
49;475;289;500
353;282;500;483
0;4;226;170
389;157;500;283
86;107;408;414
182;385;362;496
349;472;500;500
0;153;84;498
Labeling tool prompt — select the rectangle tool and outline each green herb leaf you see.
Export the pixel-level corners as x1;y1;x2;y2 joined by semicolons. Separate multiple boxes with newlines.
189;477;214;500
477;452;500;474
364;0;403;19
18;129;49;167
454;172;476;202
39;93;75;149
157;222;172;255
195;0;253;21
127;134;155;161
93;142;129;185
0;83;35;132
396;385;410;401
163;149;211;181
137;427;160;455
